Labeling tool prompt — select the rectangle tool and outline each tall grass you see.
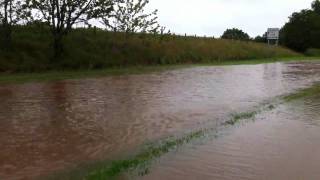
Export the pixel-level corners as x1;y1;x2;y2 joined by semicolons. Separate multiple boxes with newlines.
0;26;300;72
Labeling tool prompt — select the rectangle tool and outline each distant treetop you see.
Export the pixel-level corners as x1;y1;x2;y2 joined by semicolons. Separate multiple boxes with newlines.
312;0;320;14
221;28;250;41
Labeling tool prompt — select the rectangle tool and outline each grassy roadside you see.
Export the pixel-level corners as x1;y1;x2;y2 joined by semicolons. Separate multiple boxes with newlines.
0;64;193;84
284;84;320;101
1;56;319;84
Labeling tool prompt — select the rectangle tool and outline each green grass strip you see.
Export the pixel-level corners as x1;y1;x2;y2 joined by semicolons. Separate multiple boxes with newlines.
84;102;277;180
283;84;320;101
85;130;207;179
1;57;319;84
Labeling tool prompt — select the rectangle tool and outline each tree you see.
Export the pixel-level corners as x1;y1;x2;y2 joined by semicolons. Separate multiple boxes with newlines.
254;35;266;43
280;1;320;52
253;32;267;43
221;28;250;41
0;0;24;49
101;0;159;35
25;0;114;58
312;0;320;14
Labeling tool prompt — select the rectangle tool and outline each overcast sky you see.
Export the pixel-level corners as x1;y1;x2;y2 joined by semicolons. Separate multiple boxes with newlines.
146;0;314;37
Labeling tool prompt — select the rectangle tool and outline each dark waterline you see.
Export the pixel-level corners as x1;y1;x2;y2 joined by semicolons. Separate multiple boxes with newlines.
1;62;320;179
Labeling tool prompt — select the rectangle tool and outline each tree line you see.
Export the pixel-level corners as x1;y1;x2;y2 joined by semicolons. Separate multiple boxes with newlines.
221;0;320;54
280;0;320;52
1;0;320;59
220;28;265;43
0;0;163;58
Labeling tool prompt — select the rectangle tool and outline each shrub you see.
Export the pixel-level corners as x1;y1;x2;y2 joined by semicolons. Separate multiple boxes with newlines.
305;48;320;56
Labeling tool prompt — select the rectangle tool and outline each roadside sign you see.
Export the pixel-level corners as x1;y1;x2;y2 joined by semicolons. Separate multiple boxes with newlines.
267;28;279;40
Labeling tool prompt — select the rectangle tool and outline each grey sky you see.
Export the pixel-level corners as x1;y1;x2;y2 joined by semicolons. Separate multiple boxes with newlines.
146;0;314;37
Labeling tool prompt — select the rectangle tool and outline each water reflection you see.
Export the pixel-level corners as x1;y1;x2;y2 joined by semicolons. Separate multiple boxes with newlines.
1;61;320;179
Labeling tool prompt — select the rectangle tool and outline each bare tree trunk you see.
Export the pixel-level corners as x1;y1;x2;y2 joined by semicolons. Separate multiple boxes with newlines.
53;33;64;59
0;0;12;50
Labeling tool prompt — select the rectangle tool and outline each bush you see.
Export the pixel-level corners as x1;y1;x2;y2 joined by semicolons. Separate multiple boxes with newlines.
305;48;320;56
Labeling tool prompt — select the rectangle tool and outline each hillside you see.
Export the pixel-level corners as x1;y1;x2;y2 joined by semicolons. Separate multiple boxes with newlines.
0;26;300;72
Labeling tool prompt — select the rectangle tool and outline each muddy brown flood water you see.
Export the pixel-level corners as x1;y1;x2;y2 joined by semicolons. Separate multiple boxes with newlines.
140;96;320;180
1;61;320;179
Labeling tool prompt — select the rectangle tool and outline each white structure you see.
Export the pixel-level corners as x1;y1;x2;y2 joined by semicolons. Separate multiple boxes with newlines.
267;28;280;45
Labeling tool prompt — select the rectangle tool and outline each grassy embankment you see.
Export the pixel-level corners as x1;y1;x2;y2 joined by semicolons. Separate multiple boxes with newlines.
1;25;314;83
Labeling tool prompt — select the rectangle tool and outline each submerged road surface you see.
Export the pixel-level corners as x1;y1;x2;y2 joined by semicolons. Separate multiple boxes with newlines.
140;96;320;180
0;61;320;179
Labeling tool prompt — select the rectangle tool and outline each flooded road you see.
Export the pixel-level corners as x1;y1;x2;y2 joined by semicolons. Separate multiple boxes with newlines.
1;61;320;179
140;96;320;180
